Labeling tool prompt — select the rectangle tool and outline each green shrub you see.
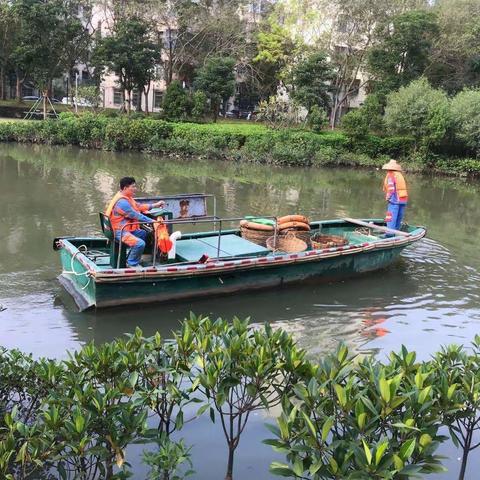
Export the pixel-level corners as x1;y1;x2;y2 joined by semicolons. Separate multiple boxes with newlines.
104;118;172;150
307;105;329;133
450;89;480;155
163;81;191;121
361;93;385;133
1;114;480;175
191;91;209;121
341;109;369;141
385;78;450;152
267;344;446;479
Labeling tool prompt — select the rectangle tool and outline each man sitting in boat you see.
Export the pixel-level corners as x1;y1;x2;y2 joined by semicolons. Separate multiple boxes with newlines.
105;177;165;268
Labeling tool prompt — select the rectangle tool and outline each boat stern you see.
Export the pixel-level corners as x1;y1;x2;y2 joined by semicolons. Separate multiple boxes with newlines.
54;237;99;311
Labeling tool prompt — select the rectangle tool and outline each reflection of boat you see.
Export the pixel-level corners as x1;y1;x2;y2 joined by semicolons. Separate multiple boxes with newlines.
52;195;426;311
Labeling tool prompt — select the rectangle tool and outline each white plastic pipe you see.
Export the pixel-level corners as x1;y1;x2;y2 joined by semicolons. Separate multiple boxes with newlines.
168;231;182;259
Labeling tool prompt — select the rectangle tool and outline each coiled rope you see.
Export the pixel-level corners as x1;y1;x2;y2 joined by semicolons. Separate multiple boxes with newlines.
62;245;92;290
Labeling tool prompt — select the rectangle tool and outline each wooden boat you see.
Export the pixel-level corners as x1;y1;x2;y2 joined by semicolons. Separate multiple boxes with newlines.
53;194;426;311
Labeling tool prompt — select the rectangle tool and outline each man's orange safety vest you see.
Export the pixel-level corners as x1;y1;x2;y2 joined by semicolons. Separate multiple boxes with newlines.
105;192;150;233
383;171;408;203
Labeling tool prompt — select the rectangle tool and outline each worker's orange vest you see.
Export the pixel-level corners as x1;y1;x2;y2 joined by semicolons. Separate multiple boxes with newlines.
383;171;408;202
105;192;149;233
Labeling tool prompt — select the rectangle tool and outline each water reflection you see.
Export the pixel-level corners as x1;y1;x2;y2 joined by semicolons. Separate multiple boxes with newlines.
1;143;480;362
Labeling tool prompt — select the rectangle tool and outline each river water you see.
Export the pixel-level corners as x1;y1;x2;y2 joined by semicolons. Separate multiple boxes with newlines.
1;144;480;479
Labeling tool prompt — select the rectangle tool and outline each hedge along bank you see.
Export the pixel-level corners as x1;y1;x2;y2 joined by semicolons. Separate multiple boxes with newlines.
0;113;479;175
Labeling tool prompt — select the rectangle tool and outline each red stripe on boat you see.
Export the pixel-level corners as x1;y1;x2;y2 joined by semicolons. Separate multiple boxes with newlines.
167;267;178;272
241;259;252;265
223;262;234;267
290;254;298;259
187;266;197;271
206;264;216;269
258;258;268;263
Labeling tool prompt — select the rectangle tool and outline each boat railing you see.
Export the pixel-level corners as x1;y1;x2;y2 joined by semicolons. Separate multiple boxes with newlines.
117;215;280;269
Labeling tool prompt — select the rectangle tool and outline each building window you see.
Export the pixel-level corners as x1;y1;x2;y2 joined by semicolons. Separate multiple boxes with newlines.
154;90;163;109
113;89;123;106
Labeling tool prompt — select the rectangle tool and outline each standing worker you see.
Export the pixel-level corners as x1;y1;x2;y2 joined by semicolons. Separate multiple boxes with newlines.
382;159;408;233
105;177;164;268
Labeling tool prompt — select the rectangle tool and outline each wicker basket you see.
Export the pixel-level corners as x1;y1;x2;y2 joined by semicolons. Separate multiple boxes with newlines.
311;233;348;249
282;229;312;247
266;232;308;253
240;225;274;246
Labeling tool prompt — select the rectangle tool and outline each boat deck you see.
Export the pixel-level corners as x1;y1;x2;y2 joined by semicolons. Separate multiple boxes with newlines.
85;228;385;271
176;234;269;261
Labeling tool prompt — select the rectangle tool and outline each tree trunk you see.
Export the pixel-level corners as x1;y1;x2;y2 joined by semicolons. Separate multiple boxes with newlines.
0;67;4;100
144;83;151;115
43;91;47;120
136;89;142;112
225;445;235;480
458;425;473;480
126;90;131;114
15;72;22;102
105;454;113;479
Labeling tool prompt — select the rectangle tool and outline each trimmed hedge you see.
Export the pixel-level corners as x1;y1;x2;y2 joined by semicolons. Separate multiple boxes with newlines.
0;113;477;175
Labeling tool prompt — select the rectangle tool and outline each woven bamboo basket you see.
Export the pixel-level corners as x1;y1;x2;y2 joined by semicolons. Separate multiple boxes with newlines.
266;232;308;253
310;233;348;249
282;229;312;247
240;225;274;246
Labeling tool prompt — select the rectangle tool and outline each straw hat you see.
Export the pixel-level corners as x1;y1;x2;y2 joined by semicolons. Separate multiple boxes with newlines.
382;159;403;171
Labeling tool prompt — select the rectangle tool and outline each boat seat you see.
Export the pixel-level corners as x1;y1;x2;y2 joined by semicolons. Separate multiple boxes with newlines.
99;213;127;268
176;234;269;262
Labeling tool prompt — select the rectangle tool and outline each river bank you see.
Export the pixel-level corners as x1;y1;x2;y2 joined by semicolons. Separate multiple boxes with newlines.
0;113;479;176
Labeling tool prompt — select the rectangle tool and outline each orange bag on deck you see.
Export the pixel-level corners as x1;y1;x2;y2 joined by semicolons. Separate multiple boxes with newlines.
154;222;173;254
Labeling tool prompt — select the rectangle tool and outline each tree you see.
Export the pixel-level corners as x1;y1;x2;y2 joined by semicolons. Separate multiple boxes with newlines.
253;20;299;99
175;315;308;480
93;16;160;113
427;0;480;93
132;0;251;88
289;51;333;112
368;10;438;96
267;344;447;479
191;90;209;121
194;57;235;122
450;89;480;155
0;2;18;100
269;0;430;127
162;80;191;121
433;338;480;480
384;78;450;152
11;0;90;117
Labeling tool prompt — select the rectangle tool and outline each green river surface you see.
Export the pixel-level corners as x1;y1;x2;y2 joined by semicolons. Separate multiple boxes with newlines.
1;143;480;479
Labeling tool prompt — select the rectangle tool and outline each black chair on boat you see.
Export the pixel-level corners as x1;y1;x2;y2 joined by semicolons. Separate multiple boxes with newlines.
99;213;127;268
